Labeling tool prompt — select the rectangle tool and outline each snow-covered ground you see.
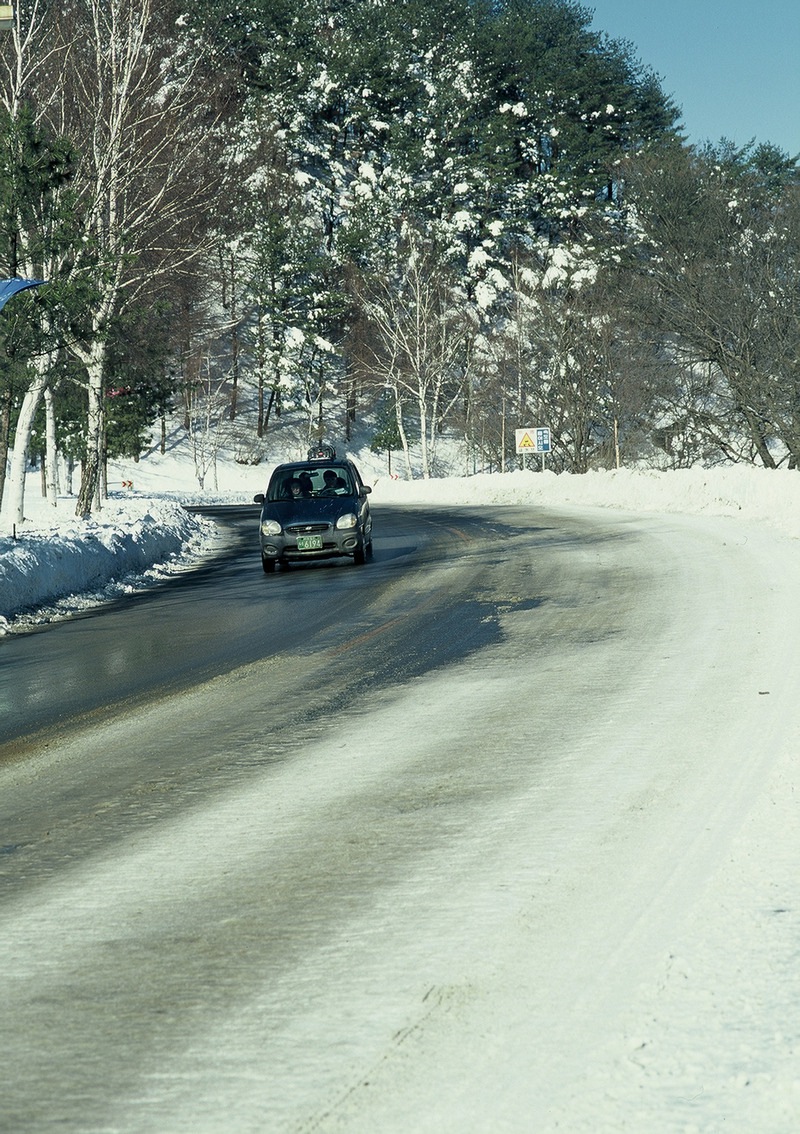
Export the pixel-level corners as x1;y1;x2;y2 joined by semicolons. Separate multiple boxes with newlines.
2;452;800;1130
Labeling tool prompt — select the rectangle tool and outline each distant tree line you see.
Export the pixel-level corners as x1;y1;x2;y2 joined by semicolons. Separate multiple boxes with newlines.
1;0;798;515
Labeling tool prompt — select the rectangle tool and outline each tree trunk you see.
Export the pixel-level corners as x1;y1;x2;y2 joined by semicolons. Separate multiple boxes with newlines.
44;384;59;505
394;389;412;479
417;387;429;478
0;386;11;513
229;316;240;421
7;367;48;526
76;356;105;516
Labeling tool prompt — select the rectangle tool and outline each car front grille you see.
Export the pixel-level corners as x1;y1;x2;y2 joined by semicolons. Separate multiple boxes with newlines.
285;522;330;535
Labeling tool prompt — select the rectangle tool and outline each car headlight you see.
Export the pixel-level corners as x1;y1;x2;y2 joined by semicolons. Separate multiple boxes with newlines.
335;513;358;530
260;519;282;536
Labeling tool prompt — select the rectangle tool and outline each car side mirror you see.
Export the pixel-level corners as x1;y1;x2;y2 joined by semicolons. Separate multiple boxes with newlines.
253;493;265;504
360;485;372;496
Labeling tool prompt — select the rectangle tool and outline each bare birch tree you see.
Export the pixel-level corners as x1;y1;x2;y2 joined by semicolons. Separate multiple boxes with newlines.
57;0;229;513
357;229;471;478
1;0;232;517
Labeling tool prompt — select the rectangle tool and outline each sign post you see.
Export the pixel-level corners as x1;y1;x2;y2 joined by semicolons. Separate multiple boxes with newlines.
515;426;552;471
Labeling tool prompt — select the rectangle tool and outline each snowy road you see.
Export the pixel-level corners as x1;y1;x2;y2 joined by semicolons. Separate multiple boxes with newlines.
2;504;799;1132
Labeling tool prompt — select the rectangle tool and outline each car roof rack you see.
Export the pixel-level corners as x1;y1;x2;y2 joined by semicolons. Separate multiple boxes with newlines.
307;443;336;460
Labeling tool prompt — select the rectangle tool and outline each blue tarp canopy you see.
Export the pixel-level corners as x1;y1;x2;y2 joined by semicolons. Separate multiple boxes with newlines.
0;277;45;312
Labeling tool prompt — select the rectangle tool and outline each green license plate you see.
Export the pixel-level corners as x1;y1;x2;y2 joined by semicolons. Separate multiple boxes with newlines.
296;534;323;551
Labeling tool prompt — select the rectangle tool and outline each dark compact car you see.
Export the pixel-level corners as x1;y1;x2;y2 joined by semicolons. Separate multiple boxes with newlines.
253;452;373;572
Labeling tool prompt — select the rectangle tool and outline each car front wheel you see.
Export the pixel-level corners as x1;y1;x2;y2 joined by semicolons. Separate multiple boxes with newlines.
261;556;276;573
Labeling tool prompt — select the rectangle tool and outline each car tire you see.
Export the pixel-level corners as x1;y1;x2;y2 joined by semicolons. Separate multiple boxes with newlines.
353;543;367;566
261;556;276;573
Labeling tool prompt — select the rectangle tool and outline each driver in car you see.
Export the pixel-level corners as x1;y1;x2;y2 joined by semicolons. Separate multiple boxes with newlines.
318;469;339;496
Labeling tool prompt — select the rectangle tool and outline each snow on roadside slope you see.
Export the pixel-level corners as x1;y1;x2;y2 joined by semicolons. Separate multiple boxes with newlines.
2;461;800;629
0;498;217;630
372;463;800;540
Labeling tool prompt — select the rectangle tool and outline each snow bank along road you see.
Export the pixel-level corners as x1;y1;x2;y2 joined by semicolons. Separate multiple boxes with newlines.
1;503;799;1133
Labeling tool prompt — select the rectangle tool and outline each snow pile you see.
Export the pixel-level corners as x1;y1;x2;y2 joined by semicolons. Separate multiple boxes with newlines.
0;498;216;628
373;464;800;540
2;460;800;628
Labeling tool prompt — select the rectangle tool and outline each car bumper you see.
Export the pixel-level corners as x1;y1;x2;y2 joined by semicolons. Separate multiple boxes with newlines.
260;533;363;562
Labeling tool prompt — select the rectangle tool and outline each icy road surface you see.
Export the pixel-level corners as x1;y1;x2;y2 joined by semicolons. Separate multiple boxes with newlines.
2;504;799;1133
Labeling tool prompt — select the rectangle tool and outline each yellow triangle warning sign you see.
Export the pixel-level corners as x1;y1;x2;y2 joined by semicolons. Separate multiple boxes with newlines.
516;425;551;456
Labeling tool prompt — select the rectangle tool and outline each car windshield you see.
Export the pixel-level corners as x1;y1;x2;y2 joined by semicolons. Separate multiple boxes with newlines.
267;466;355;502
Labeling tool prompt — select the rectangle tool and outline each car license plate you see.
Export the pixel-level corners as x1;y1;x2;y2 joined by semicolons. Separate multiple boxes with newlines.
296;534;323;551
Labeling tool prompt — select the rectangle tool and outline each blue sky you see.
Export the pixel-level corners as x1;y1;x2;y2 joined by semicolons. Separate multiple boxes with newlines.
589;0;800;155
